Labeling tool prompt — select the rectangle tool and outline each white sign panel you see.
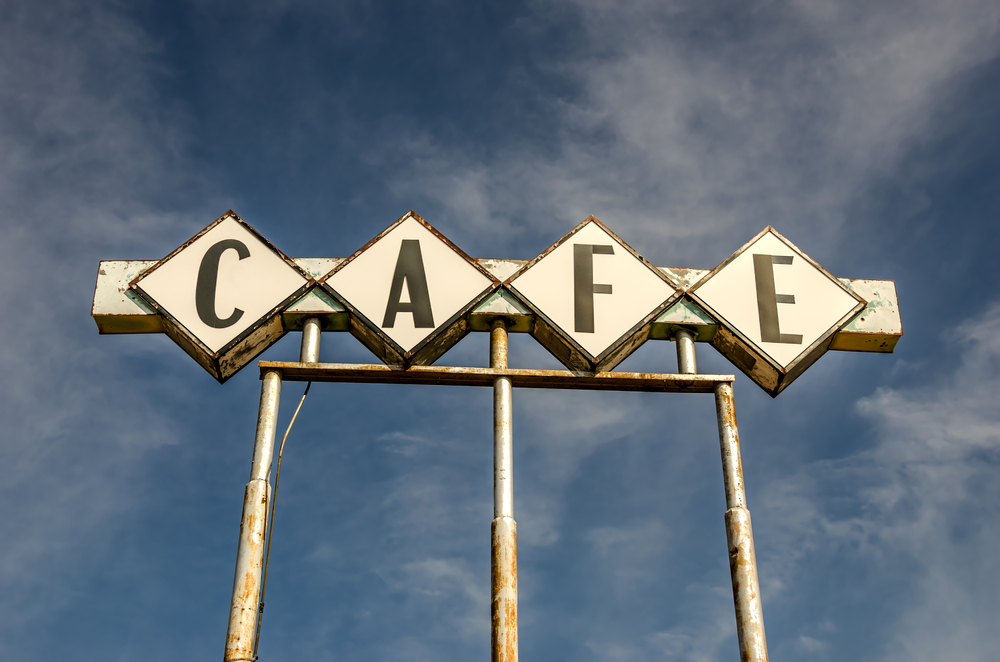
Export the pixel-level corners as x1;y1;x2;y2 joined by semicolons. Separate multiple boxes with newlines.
508;218;679;370
134;215;310;353
323;212;496;360
97;211;900;393
693;229;862;368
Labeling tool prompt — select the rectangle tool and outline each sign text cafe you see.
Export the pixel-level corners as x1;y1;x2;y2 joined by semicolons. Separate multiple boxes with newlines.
93;211;902;662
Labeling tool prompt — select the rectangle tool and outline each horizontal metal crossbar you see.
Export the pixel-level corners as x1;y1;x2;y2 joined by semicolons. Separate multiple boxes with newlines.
258;361;734;393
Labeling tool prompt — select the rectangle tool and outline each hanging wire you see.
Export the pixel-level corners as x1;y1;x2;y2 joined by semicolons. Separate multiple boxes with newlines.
252;381;312;660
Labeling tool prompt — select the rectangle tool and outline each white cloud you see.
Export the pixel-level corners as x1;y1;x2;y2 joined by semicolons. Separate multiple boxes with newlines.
795;634;830;655
0;3;222;649
586;583;735;662
383;557;490;643
515;391;656;546
756;301;1000;660
378;0;1000;264
855;303;1000;661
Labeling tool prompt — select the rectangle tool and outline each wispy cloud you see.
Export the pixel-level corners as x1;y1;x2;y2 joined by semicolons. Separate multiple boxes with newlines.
0;3;220;652
376;0;1000;263
855;303;1000;661
756;300;1000;660
585;582;736;662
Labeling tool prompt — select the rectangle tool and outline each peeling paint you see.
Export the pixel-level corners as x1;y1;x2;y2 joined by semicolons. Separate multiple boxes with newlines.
715;383;768;662
224;371;280;662
492;518;518;662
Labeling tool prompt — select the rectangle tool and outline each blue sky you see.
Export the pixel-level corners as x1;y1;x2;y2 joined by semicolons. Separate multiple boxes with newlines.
2;1;999;660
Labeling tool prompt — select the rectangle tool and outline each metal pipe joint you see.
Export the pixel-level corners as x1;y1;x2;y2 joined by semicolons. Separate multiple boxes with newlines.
491;318;518;662
224;370;281;662
714;382;768;662
300;317;322;363
674;328;697;375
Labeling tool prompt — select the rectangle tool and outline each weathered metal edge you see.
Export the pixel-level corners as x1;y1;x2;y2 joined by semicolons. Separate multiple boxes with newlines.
129;210;315;290
137;278;312;363
317;210;500;286
686;225;868;375
322;281;500;367
593;291;682;370
316;210;502;365
505;215;681;290
258;361;734;393
93;261;900;352
125;211;315;361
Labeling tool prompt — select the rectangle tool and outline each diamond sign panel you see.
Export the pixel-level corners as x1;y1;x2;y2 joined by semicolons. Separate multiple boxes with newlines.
321;211;498;366
508;217;680;372
130;211;312;382
690;226;865;396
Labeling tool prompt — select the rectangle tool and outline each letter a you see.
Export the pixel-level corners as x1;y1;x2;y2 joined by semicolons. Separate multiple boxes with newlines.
383;240;435;328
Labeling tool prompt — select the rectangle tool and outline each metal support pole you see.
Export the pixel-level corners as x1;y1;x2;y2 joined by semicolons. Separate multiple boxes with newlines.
224;369;282;662
300;317;321;363
714;382;768;662
674;328;697;375
490;319;517;662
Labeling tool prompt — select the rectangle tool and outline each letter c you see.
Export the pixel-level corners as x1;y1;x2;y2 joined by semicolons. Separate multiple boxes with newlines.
196;239;250;328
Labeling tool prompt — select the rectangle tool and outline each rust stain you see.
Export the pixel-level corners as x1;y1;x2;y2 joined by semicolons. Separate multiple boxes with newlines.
224;478;269;660
492;518;518;662
724;506;768;661
259;361;734;394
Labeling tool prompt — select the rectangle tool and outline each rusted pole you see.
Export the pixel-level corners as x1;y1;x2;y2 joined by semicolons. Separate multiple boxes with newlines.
300;317;321;363
224;369;281;662
491;319;518;662
714;382;768;662
674;328;697;375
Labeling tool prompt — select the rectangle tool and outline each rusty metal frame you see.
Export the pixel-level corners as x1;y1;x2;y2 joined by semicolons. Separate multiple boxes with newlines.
128;211;315;383
317;211;501;367
505;216;683;373
688;226;866;396
258;361;731;392
242;359;769;662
